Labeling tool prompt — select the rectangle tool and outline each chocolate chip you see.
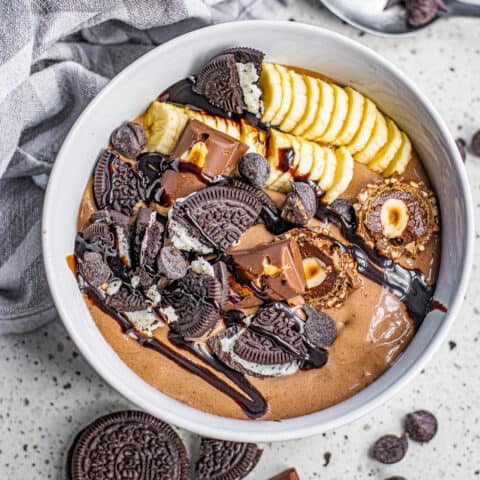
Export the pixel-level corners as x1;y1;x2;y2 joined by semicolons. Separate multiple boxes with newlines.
172;185;262;252
69;411;189;480
106;287;147;312
238;153;271;188
111;121;146;158
471;130;480;157
194;53;245;114
196;438;263;480
455;138;466;161
303;304;337;348
372;434;408;464
385;477;407;480
157;247;187;280
81;252;111;287
404;410;438;442
281;182;316;225
405;0;447;27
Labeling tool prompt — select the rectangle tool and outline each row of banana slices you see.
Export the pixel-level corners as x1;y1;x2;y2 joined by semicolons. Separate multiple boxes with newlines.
259;63;412;177
143;101;353;203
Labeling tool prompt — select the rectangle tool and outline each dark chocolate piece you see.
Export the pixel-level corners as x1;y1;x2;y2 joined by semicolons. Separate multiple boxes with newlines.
194;53;246;114
281;182;316;226
157;246;187;280
372;434;408;464
404;410;438;442
171;185;262;252
230;238;306;301
196;438;262;480
238;152;271;189
471;130;480;157
80;252;111;287
69;410;188;480
269;468;300;480
303;304;337;348
111;121;146;158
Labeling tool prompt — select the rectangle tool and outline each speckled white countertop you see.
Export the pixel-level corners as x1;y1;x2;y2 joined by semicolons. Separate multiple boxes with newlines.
1;2;479;479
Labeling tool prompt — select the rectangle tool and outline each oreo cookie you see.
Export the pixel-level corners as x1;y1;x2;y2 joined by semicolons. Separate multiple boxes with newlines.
111;121;146;158
68;410;188;480
303;304;337;348
229;178;279;216
93;149;117;210
81;222;114;255
171;185;262;252
223;47;264;74
89;208;130;227
162;271;224;339
110;160;146;215
106;287;148;312
194;53;245;114
157;246;187;280
196;438;262;480
80;252;112;287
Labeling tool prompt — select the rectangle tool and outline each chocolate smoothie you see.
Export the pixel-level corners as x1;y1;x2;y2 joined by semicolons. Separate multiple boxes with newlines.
72;48;442;420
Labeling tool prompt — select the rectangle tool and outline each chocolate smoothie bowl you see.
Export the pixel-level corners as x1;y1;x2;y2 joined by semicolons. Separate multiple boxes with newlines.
71;44;445;422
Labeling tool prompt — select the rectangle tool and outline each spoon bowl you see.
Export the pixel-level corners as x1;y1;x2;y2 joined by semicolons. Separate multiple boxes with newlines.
321;0;480;36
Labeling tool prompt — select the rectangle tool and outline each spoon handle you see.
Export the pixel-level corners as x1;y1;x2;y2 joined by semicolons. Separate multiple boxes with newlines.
449;0;480;16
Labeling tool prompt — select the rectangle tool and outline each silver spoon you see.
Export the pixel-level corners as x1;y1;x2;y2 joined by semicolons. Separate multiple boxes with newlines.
320;0;480;36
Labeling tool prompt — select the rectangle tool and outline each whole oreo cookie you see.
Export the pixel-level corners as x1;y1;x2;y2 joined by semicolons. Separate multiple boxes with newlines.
196;438;263;480
171;185;262;252
69;410;188;480
111;121;146;158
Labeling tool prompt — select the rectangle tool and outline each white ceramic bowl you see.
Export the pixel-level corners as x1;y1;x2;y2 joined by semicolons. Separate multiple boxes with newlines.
42;20;474;442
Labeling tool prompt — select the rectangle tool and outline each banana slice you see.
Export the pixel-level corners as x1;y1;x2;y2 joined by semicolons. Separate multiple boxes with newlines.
354;111;388;164
270;64;293;126
188;109;204;122
280;70;308;132
322;147;354;204
144;101;189;154
268;171;294;193
266;128;294;186
213;116;229;134
224;118;242;140
259;62;283;124
296;139;314;179
317;84;349;144
318;147;337;191
368;118;402;173
383;131;412;176
292;75;321;136
346;98;377;154
303;79;335;141
333;87;365;146
240;118;267;155
309;144;326;182
267;132;301;193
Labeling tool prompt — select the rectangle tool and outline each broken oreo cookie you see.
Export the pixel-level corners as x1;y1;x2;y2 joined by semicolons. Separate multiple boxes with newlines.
69;410;188;480
111;121;146;158
196;438;263;480
106;287;148;312
157;246;187;280
80;252;112;287
223;47;264;73
170;185;262;253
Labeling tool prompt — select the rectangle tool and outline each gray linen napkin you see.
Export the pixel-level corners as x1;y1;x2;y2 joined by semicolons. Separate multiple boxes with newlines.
0;0;290;334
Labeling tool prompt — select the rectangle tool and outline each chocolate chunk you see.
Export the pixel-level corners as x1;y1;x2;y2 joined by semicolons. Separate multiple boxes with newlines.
405;0;447;27
106;287;147;312
160;170;206;205
171;119;248;178
137;152;170;184
230;238;306;301
111;121;146;158
372;434;408;464
223;47;264;73
329;199;356;227
171;185;262;252
194;53;245;114
163;271;223;339
157;246;187;280
471;130;480;157
303;304;337;348
455;138;466;162
281;182;317;225
69;410;188;480
238;153;271;188
81;252;111;287
196;438;262;480
269;468;300;480
93;149;117;210
404;410;438;442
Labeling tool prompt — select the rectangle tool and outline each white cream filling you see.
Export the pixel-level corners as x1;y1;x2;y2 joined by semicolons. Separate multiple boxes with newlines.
104;279;122;296
140;211;157;266
190;257;214;277
159;305;179;324
219;328;299;377
236;62;263;115
169;219;213;254
114;225;131;267
145;285;161;306
124;309;164;337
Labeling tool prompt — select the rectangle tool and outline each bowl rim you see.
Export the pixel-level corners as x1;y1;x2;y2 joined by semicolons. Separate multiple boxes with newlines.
42;20;474;442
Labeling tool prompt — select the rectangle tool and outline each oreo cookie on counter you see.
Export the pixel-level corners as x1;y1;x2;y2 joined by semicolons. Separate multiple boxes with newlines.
67;411;188;480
